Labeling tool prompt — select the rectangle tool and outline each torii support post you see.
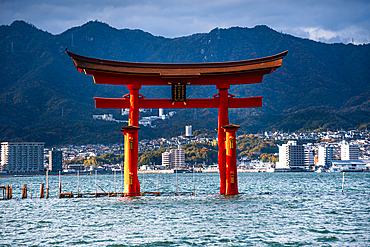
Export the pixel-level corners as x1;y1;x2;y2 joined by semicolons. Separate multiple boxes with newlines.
121;125;141;196
120;84;142;196
222;124;240;195
127;85;141;126
217;84;230;194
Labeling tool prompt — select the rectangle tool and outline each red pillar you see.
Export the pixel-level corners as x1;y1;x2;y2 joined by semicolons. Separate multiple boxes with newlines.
128;85;141;126
222;124;240;195
121;126;140;196
217;84;230;194
121;84;141;196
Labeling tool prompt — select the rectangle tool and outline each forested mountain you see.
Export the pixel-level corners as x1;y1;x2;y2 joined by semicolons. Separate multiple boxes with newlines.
1;20;369;146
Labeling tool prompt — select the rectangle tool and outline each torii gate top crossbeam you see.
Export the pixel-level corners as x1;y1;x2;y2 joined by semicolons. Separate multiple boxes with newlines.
66;50;288;86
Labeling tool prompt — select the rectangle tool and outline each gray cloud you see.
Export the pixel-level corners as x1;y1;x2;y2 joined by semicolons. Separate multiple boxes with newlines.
1;0;369;44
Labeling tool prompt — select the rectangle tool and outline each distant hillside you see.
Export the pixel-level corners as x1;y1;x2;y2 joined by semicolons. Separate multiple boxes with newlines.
0;20;369;146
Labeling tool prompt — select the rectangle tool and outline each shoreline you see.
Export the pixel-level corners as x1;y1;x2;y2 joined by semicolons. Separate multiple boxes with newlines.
2;169;367;178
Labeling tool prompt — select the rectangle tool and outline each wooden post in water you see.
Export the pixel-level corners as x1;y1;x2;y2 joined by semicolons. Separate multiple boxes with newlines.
95;170;97;197
59;183;62;199
59;171;61;198
121;168;123;196
193;166;195;195
5;185;9;200
175;169;178;196
40;183;44;198
157;170;160;195
142;172;145;195
342;172;345;192
9;185;12;199
21;184;27;199
77;170;79;197
46;170;49;199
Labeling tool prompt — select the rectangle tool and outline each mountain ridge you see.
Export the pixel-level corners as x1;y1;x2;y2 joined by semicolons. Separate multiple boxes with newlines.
1;20;369;146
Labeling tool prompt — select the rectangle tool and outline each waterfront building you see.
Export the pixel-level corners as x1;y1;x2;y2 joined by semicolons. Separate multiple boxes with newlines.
317;145;333;168
171;145;186;168
161;145;185;168
304;144;315;167
162;149;172;167
49;148;63;172
277;141;305;169
341;141;359;160
65;164;85;172
330;160;367;172
1;142;44;173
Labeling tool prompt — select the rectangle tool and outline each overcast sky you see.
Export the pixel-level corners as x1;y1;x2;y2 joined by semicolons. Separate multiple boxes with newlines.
1;0;369;44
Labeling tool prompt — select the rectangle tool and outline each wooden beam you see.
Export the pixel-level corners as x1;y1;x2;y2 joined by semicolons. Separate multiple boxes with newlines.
94;96;262;109
87;69;268;86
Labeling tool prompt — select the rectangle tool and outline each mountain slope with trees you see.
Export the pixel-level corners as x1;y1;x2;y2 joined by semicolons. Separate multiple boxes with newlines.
0;20;369;146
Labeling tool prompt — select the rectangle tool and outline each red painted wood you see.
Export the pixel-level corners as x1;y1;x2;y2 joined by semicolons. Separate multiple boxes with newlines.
118;88;142;196
94;97;263;109
121;126;140;196
87;69;267;86
223;125;240;195
218;88;229;195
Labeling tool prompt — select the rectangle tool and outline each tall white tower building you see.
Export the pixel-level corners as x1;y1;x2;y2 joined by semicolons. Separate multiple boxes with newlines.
162;145;186;168
171;145;185;168
162;149;172;167
318;145;333;168
159;108;164;117
277;141;304;169
185;125;193;137
304;144;315;167
341;141;359;160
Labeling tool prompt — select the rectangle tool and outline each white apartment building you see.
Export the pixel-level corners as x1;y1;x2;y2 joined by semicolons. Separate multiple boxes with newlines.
341;141;359;160
159;108;164;117
317;145;333;168
277;141;305;169
1;142;44;173
185;125;193;137
304;144;315;167
171;145;185;168
162;149;172;167
161;145;186;168
93;114;114;121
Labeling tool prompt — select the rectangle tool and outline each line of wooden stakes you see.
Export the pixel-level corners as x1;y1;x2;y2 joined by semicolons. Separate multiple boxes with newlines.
1;169;196;200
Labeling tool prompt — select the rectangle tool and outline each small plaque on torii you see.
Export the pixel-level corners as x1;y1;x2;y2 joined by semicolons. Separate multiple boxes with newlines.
171;83;186;105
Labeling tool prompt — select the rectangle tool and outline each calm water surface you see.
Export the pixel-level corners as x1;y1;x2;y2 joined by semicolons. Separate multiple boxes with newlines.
1;172;370;246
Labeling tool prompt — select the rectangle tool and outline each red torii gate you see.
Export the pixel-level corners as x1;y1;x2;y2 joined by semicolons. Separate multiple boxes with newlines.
67;50;288;196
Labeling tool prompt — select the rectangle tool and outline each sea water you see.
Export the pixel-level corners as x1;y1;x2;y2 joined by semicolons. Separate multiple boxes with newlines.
1;172;369;246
